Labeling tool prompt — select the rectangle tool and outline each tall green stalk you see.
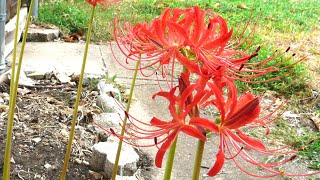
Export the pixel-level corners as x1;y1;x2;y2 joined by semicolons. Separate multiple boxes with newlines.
3;0;35;178
163;138;178;180
192;140;205;180
162;66;189;180
60;5;96;180
111;60;140;180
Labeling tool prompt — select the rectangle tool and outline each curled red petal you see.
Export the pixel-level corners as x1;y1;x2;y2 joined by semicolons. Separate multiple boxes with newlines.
207;137;225;176
181;126;206;142
155;128;180;168
189;117;219;133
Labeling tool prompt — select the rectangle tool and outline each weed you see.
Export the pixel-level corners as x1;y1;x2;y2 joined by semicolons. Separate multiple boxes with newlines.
37;0;89;34
245;116;320;171
297;134;320;170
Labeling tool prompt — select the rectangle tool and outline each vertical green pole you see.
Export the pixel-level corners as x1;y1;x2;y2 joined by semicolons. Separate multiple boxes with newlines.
3;0;34;178
192;140;205;180
111;60;140;180
60;5;96;180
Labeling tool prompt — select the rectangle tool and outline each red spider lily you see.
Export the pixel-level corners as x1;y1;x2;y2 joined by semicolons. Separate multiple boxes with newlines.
112;8;192;87
113;6;304;85
86;0;121;9
93;73;217;168
197;79;319;177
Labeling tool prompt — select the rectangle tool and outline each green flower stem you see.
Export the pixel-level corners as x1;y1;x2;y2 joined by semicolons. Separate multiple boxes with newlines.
192;139;205;180
163;138;178;180
111;60;140;180
60;5;96;180
3;0;34;178
163;66;188;180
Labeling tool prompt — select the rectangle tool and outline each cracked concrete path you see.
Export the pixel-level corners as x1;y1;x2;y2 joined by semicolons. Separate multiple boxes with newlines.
7;41;318;180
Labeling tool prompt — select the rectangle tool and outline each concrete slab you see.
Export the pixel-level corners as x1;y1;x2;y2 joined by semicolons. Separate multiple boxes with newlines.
4;7;28;59
27;27;60;42
6;41;106;75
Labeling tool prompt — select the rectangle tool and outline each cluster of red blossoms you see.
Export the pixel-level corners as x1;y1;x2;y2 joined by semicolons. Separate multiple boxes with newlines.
96;6;319;178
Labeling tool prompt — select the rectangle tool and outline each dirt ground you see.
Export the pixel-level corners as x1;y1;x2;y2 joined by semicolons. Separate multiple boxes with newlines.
0;77;153;180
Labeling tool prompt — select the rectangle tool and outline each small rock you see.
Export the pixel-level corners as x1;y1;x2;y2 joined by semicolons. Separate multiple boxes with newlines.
27;71;46;80
44;163;52;170
283;111;300;118
17;87;31;95
59;128;69;142
96;131;109;143
82;160;90;166
10;157;15;164
31;137;42;145
88;170;104;180
8;70;35;86
75;158;82;164
54;71;71;83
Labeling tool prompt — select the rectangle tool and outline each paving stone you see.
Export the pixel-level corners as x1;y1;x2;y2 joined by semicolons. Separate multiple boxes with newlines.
97;79;122;101
26;27;60;42
104;142;139;177
93;113;123;134
96;94;124;116
90;141;139;177
27;71;46;80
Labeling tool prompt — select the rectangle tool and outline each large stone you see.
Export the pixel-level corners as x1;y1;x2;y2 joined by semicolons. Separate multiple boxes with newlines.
97;79;122;101
104;142;139;177
26;27;60;42
90;142;109;172
90;141;139;177
94;113;123;132
96;94;124;115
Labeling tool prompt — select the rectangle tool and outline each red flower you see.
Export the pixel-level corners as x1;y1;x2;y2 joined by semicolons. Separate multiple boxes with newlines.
94;73;217;168
197;80;319;177
113;6;304;84
86;0;121;9
113;8;192;87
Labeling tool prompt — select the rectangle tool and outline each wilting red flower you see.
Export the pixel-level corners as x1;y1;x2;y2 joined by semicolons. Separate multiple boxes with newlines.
86;0;121;9
196;79;319;177
113;6;304;85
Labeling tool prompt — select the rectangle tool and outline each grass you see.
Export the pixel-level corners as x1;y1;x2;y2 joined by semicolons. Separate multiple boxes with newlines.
36;0;320;171
37;1;89;34
246;116;320;170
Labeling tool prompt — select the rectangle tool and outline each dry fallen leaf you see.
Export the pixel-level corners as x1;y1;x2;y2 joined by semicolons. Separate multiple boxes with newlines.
237;3;250;10
310;116;320;131
214;3;220;8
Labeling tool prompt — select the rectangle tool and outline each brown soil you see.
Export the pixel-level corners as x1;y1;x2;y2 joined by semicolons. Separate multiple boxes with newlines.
0;78;153;180
0;79;97;179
